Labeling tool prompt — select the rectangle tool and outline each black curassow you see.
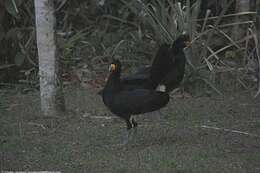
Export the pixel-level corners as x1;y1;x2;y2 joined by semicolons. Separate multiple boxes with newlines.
150;34;190;92
98;34;190;94
102;59;170;130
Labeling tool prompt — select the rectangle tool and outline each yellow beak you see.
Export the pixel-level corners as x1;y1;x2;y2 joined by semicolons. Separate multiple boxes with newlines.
109;64;116;72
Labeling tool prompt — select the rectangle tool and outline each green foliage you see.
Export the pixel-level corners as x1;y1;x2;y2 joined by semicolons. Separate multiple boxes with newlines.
60;30;89;65
115;0;258;95
14;51;25;66
0;0;258;95
0;0;35;83
4;0;24;18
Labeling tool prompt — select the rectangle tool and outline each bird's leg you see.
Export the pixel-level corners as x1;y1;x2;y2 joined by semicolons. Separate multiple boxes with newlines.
131;117;138;128
130;117;138;136
122;116;138;145
126;119;133;130
130;117;138;144
122;117;133;145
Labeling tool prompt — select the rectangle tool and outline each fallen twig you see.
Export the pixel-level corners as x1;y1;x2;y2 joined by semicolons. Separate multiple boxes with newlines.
27;122;46;130
198;125;260;138
82;114;115;120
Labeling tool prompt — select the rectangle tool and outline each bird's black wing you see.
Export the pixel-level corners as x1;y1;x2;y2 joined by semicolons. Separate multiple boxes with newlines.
97;67;151;95
112;89;169;115
131;66;151;76
121;66;151;82
120;66;151;90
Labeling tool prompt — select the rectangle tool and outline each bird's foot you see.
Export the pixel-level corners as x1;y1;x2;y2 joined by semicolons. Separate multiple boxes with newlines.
122;117;138;145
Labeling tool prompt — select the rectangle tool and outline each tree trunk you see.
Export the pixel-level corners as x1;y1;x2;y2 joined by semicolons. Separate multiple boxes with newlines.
34;0;65;116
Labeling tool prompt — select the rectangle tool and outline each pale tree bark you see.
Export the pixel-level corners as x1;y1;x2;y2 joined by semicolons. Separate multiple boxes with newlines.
35;0;65;116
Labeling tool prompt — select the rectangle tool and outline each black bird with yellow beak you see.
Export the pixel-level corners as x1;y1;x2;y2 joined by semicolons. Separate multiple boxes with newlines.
98;34;191;95
102;59;170;131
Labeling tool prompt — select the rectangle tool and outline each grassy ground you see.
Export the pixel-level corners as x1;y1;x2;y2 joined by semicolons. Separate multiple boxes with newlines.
1;86;260;173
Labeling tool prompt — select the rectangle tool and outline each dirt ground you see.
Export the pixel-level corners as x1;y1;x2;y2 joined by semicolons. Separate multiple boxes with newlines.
1;86;260;173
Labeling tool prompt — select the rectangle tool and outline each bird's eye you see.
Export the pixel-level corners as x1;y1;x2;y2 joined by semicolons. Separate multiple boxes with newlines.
109;64;116;71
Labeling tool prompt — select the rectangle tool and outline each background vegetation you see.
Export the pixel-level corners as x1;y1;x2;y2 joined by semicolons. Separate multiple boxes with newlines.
1;1;260;172
0;0;258;95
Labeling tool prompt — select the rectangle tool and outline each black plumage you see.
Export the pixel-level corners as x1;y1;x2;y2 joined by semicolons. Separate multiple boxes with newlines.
150;34;190;92
102;59;169;130
100;34;190;94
